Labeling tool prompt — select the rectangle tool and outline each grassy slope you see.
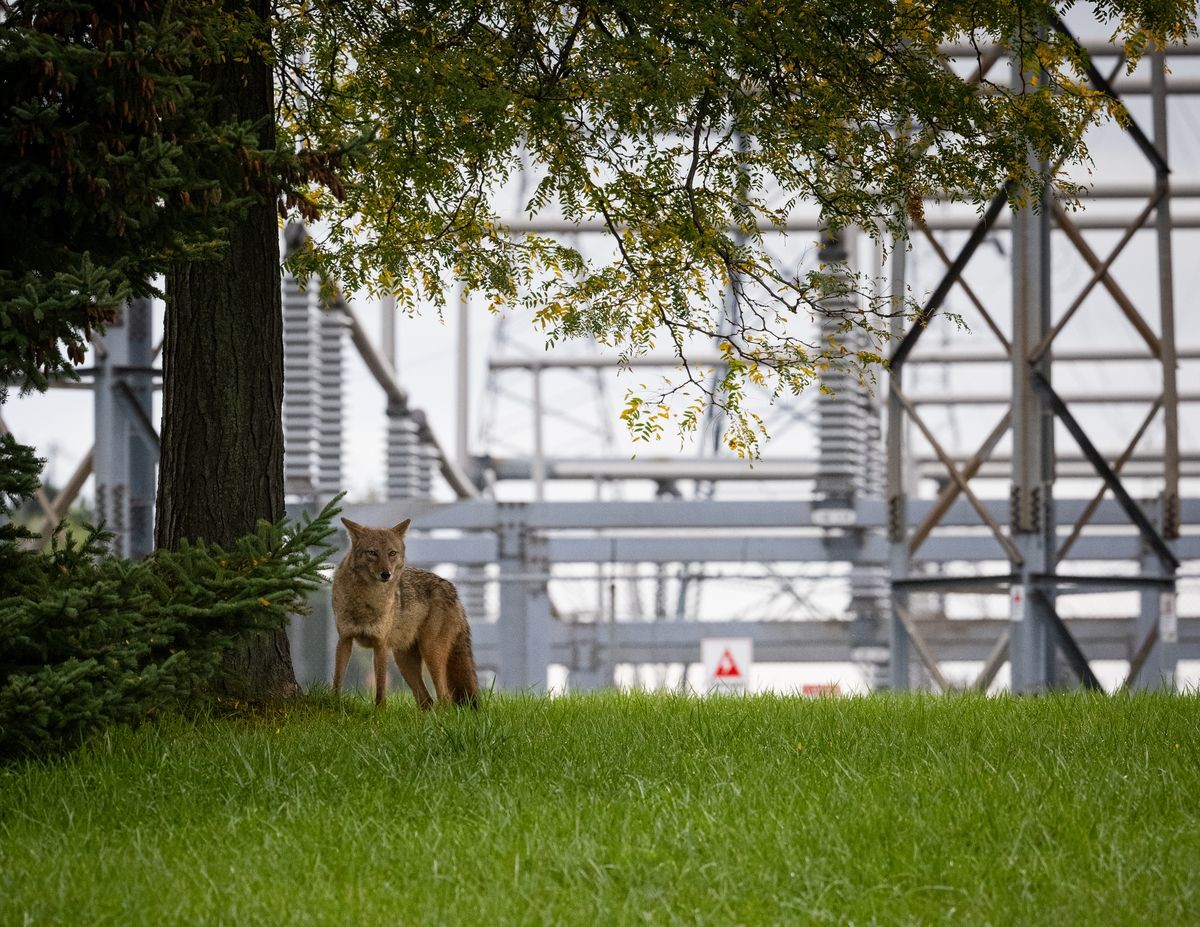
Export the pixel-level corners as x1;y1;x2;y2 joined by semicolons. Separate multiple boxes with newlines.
1;692;1198;926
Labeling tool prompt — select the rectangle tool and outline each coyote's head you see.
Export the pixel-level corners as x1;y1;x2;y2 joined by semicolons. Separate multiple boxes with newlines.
341;518;411;583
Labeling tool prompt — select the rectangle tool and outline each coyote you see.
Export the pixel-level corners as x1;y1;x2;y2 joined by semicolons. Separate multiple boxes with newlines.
332;517;479;708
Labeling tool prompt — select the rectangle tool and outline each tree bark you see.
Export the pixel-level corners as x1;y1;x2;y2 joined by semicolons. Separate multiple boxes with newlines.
157;0;298;701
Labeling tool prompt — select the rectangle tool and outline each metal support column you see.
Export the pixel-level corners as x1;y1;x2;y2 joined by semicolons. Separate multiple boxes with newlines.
1009;152;1056;693
93;298;156;558
494;503;550;691
1133;542;1174;690
886;234;911;690
286;501;335;688
566;623;606;692
531;366;546;501
457;285;471;471
1148;47;1179;688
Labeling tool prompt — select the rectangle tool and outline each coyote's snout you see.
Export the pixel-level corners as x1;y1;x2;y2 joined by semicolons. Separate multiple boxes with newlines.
332;517;479;708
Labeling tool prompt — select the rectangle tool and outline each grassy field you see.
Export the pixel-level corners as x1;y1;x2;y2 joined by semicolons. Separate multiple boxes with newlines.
2;691;1198;926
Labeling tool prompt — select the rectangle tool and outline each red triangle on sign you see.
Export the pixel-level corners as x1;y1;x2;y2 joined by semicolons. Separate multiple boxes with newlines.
714;648;742;679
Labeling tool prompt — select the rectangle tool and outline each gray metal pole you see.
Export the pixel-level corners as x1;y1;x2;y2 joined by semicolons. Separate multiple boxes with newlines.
1009;55;1056;692
495;506;527;690
125;298;156;557
494;504;550;691
531;366;546;501
381;293;397;370
1148;47;1179;687
457;285;470;471
1152;50;1179;533
1133;547;1171;690
887;232;911;691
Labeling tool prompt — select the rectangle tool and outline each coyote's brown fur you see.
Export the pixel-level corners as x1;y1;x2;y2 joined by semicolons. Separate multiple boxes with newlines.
332;517;478;708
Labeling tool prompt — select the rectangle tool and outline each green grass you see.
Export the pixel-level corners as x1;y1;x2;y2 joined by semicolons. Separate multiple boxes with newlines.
2;692;1198;926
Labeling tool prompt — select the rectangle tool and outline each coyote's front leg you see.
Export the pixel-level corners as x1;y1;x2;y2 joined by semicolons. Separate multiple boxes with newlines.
372;642;389;706
332;637;353;693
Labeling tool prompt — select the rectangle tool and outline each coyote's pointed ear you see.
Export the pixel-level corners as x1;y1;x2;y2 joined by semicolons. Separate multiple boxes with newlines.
392;518;412;536
341;518;365;539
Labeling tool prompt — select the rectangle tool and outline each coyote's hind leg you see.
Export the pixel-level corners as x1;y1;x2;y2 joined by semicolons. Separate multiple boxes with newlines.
393;643;434;709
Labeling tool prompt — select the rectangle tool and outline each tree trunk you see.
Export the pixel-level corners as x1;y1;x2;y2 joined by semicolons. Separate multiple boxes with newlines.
156;0;298;701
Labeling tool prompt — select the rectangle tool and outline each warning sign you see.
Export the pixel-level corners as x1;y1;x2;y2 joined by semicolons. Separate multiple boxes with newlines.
714;649;742;678
702;638;752;693
1010;584;1026;623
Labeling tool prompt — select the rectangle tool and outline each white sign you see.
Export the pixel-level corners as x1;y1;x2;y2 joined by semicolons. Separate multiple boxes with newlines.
1161;591;1178;644
1011;584;1026;623
702;638;753;694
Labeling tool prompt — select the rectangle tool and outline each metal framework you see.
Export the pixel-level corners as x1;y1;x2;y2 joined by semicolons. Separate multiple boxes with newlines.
883;38;1187;693
294;497;1200;692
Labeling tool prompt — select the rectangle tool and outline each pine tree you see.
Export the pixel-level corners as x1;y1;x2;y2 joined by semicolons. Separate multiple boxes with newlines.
0;0;342;397
0;440;338;761
2;2;346;704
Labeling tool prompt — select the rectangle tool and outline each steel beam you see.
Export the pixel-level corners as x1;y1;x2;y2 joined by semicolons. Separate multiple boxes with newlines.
886;230;912;690
1009;95;1056;692
493;504;552;691
338;496;1200;533
395;532;1200;568
909;411;1010;556
310;613;1200;673
888;188;1012;373
892;574;1016;593
1031;589;1103;691
497;209;1200;235
1049;12;1169;175
1056;398;1162;562
1030;371;1179;572
486;346;1200;370
480;452;1200;484
1152;48;1181;542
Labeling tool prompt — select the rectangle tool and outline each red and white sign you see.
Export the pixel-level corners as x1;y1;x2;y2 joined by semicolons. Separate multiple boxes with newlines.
702;638;752;693
1010;584;1026;623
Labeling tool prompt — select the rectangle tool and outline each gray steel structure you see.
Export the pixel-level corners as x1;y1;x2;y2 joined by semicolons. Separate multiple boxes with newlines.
286;497;1200;692
455;32;1197;694
882;38;1187;693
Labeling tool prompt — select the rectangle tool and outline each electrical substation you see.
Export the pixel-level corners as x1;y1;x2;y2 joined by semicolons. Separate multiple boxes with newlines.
6;27;1200;696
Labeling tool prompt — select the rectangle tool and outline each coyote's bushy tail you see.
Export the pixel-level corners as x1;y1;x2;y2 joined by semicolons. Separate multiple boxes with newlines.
448;625;479;708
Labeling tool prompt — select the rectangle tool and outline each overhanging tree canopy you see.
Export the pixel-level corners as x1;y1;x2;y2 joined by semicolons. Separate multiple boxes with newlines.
279;0;1193;453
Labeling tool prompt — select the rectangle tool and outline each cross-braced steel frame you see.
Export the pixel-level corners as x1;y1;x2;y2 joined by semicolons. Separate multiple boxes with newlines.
886;33;1186;693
